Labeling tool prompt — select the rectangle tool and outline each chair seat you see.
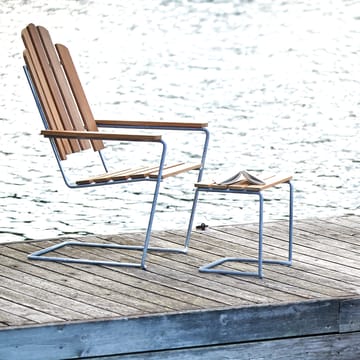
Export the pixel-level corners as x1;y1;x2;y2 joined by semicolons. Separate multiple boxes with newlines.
195;173;292;191
76;162;201;185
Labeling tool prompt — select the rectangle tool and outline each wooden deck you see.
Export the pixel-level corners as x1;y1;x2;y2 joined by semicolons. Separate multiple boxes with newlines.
0;215;360;359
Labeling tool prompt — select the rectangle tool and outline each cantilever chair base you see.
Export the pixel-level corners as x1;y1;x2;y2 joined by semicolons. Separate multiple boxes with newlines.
199;258;292;277
187;177;294;278
27;241;188;269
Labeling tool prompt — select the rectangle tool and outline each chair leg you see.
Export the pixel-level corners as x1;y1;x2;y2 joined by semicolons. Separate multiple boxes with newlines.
185;188;200;250
257;192;264;278
140;169;196;267
288;181;294;264
140;175;163;269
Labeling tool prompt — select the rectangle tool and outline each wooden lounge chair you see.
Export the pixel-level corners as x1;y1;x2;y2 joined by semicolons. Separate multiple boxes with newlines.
21;23;209;269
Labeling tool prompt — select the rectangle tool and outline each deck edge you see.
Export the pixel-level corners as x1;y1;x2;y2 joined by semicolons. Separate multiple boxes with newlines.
0;297;355;360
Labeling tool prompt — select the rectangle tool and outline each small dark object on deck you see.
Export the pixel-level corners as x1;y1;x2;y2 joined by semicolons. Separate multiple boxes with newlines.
196;223;208;230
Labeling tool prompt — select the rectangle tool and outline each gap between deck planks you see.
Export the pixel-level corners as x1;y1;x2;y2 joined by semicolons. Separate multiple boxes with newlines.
0;215;359;329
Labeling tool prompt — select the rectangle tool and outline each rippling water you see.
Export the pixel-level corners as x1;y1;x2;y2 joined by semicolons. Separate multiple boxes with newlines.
1;0;359;242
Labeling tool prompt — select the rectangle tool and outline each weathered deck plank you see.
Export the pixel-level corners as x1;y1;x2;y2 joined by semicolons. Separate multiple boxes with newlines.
0;215;359;359
88;331;360;360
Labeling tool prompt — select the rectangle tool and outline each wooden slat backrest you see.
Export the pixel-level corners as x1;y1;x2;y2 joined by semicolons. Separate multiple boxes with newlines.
23;24;82;158
22;23;104;159
22;27;71;160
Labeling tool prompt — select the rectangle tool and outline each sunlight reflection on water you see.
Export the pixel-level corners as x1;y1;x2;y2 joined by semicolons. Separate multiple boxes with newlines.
0;0;359;242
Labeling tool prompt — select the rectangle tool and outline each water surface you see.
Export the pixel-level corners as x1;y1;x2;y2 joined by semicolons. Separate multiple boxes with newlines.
0;0;359;242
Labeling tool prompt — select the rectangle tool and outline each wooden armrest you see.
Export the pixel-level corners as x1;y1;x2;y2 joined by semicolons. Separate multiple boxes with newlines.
95;119;208;129
40;130;162;142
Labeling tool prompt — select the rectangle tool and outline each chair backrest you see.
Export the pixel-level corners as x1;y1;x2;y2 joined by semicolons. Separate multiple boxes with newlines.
22;23;104;160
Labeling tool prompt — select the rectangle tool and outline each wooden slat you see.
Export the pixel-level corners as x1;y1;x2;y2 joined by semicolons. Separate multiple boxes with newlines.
76;167;139;185
56;43;105;152
150;162;201;179
129;162;185;179
126;165;163;179
38;26;90;151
